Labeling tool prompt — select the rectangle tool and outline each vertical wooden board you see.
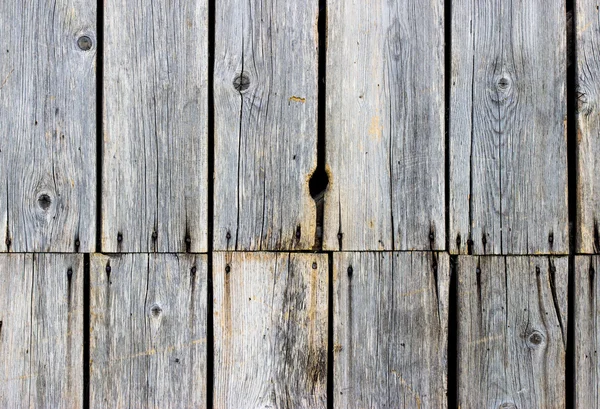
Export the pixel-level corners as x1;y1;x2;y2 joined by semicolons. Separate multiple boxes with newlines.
450;0;568;255
0;254;83;408
457;256;567;408
575;256;600;407
576;1;600;253
90;253;207;408
0;1;96;252
102;0;208;252
323;0;445;251
213;0;318;251
213;252;327;408
333;252;449;408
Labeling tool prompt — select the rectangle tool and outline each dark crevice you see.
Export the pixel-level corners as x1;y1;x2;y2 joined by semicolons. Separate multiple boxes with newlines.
444;0;451;253
448;256;458;409
83;254;90;409
309;0;329;251
326;251;333;409
96;0;104;253
207;0;215;404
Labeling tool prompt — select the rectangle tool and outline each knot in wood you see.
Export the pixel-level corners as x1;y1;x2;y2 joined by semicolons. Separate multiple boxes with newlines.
496;77;511;90
233;72;250;92
312;262;318;270
225;264;231;274
527;330;545;348
499;403;517;409
150;303;162;317
37;194;52;211
77;36;92;51
191;266;197;275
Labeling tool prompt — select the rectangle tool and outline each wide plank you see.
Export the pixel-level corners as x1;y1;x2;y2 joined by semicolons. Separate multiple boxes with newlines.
213;0;319;251
323;0;445;251
457;256;567;408
0;1;96;252
0;254;83;408
576;0;600;253
213;252;327;408
90;253;207;408
102;0;208;252
333;252;449;408
450;0;568;254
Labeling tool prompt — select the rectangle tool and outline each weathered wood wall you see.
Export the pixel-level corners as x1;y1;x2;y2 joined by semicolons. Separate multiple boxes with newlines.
0;0;597;407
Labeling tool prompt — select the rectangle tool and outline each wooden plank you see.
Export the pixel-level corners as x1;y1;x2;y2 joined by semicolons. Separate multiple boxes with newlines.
333;252;449;408
576;1;600;253
213;252;327;408
323;0;445;251
0;254;83;407
457;256;567;408
0;1;96;252
213;0;319;251
90;253;207;408
450;0;568;255
102;0;208;252
575;255;600;407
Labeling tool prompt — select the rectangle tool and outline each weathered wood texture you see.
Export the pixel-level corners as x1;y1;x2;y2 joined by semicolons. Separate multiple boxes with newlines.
0;1;96;252
0;254;83;407
576;1;600;253
458;256;567;409
90;253;207;408
575;255;600;407
102;1;208;253
323;0;445;251
333;252;449;408
213;252;327;408
450;0;568;255
213;1;318;251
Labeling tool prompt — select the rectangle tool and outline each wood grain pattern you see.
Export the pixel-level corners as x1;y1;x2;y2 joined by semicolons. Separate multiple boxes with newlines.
458;256;567;409
333;252;449;408
576;0;600;253
213;252;327;408
450;0;568;255
90;253;207;408
213;0;318;251
575;256;600;407
323;0;445;251
102;0;208;252
0;254;83;408
0;1;96;252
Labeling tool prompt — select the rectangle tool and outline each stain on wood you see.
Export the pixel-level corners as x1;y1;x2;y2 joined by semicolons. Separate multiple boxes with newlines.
323;0;445;251
90;253;207;408
0;254;83;407
457;256;567;408
213;0;319;251
213;252;328;408
0;1;96;252
102;0;208;252
333;252;449;408
450;0;568;255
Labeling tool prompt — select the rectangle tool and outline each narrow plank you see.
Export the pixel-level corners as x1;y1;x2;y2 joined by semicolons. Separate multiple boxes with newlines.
213;252;327;408
333;252;449;408
213;0;319;251
450;0;568;254
457;256;567;408
90;253;207;408
576;1;600;253
323;0;445;251
575;255;600;407
0;254;83;407
102;1;208;252
0;1;96;252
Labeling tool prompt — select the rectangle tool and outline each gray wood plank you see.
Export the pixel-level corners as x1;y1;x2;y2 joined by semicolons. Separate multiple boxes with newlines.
576;1;600;253
0;1;96;252
575;255;600;407
213;0;319;251
90;253;207;408
0;254;83;408
102;1;208;252
457;256;567;409
333;252;449;408
450;0;568;255
213;252;327;408
323;0;445;251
